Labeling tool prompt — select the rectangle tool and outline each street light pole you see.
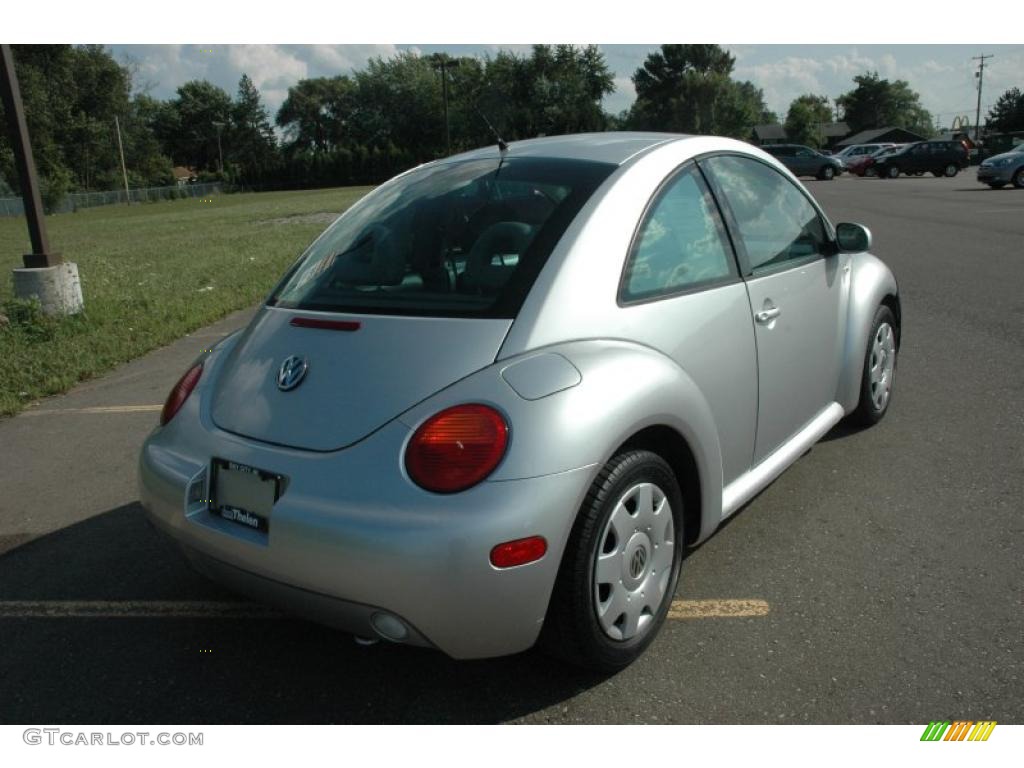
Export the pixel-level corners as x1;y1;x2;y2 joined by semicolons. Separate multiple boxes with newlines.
213;121;225;174
431;55;460;156
0;44;60;268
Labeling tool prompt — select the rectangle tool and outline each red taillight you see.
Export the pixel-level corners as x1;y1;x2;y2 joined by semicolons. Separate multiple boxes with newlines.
405;404;509;493
160;362;203;426
490;536;547;568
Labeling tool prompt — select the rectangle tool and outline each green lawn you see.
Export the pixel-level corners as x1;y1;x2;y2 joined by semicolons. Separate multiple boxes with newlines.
0;187;372;417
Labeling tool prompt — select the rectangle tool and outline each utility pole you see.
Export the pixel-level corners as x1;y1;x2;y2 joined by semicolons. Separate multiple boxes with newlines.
0;44;59;268
1;44;83;315
431;54;460;156
114;115;131;204
972;54;994;142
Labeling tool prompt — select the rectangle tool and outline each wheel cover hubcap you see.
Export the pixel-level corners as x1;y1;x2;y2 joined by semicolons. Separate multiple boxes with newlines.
869;322;896;411
593;482;675;641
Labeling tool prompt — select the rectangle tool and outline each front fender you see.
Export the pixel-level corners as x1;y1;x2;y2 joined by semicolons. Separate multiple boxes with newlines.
397;339;724;544
838;252;900;411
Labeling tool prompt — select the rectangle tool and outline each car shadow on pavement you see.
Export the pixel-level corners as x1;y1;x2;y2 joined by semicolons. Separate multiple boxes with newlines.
0;504;610;724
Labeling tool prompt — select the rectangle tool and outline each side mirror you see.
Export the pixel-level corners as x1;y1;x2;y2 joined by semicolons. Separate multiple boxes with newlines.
835;222;872;253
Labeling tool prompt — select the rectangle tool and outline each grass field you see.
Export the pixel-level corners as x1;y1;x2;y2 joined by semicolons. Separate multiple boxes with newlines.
0;187;372;417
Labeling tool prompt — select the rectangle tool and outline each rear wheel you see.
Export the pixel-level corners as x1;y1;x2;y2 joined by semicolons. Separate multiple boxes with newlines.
865;167;878;177
886;165;900;179
944;163;958;177
541;450;684;671
849;305;898;427
987;183;1005;189
819;165;835;180
1013;169;1024;189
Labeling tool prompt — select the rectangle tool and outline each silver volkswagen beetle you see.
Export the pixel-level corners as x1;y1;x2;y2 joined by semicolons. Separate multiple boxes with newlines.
140;132;900;670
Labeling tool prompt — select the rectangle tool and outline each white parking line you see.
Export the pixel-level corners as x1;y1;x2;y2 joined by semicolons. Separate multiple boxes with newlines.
0;599;770;620
21;405;162;417
668;599;770;619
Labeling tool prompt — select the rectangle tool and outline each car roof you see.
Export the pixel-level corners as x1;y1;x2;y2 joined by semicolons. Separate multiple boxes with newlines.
446;132;686;166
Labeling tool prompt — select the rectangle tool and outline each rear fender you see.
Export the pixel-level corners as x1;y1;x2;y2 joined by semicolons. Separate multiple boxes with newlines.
398;339;724;545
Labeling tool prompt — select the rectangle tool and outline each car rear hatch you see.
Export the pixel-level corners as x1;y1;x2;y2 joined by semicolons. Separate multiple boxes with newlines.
210;307;512;451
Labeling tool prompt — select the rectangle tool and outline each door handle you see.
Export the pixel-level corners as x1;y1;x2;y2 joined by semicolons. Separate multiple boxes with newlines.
755;307;781;324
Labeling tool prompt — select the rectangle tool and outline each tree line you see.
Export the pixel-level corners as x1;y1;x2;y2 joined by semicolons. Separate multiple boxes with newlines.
2;44;1022;210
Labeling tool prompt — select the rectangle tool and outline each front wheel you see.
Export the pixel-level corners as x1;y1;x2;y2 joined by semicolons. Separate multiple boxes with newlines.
865;167;878;177
541;450;683;671
819;165;835;180
944;164;959;177
886;165;900;179
987;183;1005;189
849;305;898;427
1013;169;1024;189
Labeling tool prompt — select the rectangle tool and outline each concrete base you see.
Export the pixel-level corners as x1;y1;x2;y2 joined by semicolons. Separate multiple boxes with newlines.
12;262;84;316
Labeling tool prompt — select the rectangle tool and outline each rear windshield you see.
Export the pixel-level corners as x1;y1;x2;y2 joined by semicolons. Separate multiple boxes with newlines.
268;156;615;318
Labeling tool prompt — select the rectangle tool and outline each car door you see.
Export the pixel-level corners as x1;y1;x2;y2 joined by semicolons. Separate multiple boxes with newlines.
617;162;757;486
793;147;816;176
701;154;846;464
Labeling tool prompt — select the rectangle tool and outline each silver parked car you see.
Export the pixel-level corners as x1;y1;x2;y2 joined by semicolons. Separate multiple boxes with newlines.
977;143;1024;189
140;132;901;671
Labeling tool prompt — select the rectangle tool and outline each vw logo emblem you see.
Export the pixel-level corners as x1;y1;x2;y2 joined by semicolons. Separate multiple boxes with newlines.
277;355;308;391
629;547;648;579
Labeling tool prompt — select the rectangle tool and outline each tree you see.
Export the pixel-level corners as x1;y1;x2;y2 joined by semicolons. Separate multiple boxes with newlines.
837;72;933;136
784;94;833;148
986;87;1024;133
231;74;277;180
627;44;772;138
276;76;355;155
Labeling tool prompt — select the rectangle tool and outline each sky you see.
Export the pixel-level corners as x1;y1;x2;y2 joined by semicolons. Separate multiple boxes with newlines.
107;43;1024;131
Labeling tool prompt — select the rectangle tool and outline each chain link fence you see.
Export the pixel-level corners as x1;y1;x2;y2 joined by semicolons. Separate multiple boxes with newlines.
0;182;226;217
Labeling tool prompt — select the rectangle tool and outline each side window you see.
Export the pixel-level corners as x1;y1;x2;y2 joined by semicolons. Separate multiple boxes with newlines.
701;154;830;274
620;165;735;302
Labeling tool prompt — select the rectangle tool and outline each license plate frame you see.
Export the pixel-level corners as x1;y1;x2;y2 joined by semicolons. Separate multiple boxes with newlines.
209;458;281;533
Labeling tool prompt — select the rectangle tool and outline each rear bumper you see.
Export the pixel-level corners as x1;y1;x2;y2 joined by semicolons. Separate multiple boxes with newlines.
139;415;595;660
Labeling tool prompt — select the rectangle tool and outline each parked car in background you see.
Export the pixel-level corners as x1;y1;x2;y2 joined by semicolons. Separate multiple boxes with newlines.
849;145;909;177
833;143;896;169
976;143;1024;189
873;140;969;179
762;144;843;180
140;132;900;671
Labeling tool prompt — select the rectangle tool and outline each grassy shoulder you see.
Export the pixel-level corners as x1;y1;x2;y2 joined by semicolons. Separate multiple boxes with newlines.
0;187;371;417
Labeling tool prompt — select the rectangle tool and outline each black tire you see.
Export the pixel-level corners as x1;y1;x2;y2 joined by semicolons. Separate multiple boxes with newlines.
886;165;900;179
819;165;835;181
1013;169;1024;189
849;305;898;427
987;183;1005;189
931;171;943;177
944;163;958;177
865;167;878;177
540;450;684;672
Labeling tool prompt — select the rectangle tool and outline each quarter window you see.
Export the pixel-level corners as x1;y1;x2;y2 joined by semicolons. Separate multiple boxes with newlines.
702;155;830;274
620;165;735;302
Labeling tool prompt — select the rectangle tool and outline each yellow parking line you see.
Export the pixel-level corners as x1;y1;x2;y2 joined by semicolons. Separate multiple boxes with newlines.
0;599;769;621
667;599;770;619
22;405;162;416
0;600;282;618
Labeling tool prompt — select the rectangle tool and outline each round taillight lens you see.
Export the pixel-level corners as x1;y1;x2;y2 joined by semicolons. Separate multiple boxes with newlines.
405;404;509;493
160;362;203;426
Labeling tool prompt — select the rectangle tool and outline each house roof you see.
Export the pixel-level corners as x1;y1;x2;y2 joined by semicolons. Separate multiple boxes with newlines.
172;166;196;179
821;121;850;138
753;124;787;140
836;127;926;147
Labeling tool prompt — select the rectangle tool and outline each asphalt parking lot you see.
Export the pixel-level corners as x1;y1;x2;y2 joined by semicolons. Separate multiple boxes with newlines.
0;172;1020;724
